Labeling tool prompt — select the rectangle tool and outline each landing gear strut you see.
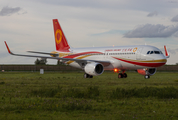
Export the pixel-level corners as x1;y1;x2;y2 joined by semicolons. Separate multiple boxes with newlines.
84;73;93;78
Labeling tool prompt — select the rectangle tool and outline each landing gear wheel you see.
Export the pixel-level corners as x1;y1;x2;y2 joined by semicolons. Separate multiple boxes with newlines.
118;73;127;78
84;73;88;78
123;73;127;78
118;73;123;78
89;75;93;78
84;73;93;78
144;75;150;79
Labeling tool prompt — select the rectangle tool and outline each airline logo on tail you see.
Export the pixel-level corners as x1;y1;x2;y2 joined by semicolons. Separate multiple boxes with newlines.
55;29;62;44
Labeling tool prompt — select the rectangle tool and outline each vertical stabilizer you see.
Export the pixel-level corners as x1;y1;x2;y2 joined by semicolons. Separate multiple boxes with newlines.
53;19;70;52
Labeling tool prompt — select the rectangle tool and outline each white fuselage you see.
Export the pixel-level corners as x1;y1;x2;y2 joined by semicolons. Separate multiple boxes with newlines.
57;45;167;71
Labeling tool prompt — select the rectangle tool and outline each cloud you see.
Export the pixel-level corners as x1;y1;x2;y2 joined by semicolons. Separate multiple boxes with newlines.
147;11;158;17
91;30;126;36
0;6;21;16
168;1;178;3
171;15;178;22
174;31;178;37
168;48;178;54
124;24;178;38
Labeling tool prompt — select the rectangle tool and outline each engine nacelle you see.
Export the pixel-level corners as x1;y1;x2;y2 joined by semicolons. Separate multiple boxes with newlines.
137;68;156;76
84;62;104;76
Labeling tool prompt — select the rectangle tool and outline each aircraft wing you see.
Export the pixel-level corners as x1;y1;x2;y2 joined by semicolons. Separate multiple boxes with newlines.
27;51;59;56
4;41;111;66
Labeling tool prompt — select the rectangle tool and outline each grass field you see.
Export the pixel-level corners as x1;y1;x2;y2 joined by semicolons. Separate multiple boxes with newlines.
0;71;178;120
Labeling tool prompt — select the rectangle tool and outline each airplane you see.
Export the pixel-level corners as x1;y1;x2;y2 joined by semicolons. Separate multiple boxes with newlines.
4;19;170;79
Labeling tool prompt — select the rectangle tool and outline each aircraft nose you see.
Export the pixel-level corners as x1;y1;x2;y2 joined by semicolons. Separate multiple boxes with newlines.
158;55;167;66
162;55;167;64
161;59;167;64
151;55;167;67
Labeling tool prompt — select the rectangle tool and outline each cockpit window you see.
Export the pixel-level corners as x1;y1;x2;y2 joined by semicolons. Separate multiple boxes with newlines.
147;51;163;55
150;51;154;54
154;51;160;54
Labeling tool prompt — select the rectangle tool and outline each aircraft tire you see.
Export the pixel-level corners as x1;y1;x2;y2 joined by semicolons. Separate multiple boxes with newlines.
90;75;93;78
144;75;150;79
118;73;123;78
123;73;127;78
84;73;88;78
84;73;93;78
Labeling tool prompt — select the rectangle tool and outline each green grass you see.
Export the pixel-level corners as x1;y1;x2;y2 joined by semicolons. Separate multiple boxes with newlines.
0;71;178;119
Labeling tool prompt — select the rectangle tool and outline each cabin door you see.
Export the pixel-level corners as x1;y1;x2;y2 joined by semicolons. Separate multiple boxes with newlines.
136;47;143;60
105;51;109;59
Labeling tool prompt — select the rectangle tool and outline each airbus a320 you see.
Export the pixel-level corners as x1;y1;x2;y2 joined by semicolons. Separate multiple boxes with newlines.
5;19;170;79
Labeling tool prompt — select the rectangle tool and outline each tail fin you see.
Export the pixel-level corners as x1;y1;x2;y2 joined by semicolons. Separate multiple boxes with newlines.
53;19;70;52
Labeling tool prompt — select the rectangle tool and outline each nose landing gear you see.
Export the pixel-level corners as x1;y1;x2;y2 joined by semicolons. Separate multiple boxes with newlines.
144;75;150;79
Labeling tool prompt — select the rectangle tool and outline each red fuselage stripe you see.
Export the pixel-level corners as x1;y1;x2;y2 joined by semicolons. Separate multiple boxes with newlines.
113;57;166;67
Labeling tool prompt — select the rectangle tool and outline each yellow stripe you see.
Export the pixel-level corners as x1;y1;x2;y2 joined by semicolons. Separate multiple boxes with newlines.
66;60;74;64
66;55;92;64
141;59;167;63
50;51;73;57
50;51;58;57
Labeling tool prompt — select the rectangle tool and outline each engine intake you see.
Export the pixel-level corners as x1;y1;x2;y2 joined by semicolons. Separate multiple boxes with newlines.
137;68;156;76
84;62;104;76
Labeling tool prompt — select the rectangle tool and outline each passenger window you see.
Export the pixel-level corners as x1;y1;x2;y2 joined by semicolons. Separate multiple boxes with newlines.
147;51;150;54
150;51;153;54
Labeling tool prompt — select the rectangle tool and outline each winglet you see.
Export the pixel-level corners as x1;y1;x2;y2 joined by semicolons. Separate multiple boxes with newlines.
164;45;170;58
4;41;13;54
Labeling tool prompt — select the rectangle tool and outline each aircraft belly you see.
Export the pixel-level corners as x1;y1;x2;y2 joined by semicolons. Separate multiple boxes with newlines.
103;57;121;70
68;62;83;69
120;61;141;70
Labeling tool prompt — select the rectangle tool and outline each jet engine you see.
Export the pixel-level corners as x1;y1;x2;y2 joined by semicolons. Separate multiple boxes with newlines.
84;62;104;76
137;68;156;76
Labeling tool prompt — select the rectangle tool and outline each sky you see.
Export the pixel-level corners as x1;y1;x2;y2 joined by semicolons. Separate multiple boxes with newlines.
0;0;178;65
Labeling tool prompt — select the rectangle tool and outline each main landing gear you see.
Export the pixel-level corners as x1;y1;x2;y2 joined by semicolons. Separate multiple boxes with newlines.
118;71;127;78
84;73;93;78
